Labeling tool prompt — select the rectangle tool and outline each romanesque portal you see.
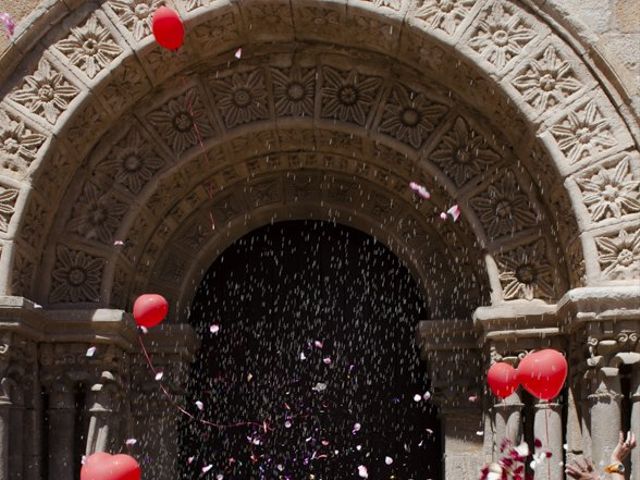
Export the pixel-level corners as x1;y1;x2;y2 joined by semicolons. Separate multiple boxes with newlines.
0;0;638;479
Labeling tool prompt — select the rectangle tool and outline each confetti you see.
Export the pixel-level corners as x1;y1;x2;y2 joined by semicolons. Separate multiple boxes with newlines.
422;391;431;401
202;464;213;473
412;394;422;402
85;346;96;357
125;438;137;446
385;456;393;465
357;465;369;478
113;240;124;246
409;181;431;200
322;357;332;364
352;422;361;434
209;324;220;334
299;352;307;360
312;382;327;392
195;400;204;411
0;13;15;38
314;340;323;349
235;48;242;59
447;204;461;222
155;371;163;381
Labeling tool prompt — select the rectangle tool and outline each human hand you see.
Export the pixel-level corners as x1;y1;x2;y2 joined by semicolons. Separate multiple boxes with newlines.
565;458;598;480
611;431;637;463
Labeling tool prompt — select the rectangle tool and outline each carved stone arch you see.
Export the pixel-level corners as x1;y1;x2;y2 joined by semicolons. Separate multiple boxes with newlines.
0;0;637;310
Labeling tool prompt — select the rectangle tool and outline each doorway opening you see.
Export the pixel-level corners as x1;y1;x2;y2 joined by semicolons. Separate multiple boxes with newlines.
180;220;442;478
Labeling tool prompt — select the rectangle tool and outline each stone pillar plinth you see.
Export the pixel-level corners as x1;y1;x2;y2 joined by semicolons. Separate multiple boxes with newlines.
533;400;563;480
589;366;622;470
631;367;640;480
441;407;485;480
47;382;75;480
493;391;523;454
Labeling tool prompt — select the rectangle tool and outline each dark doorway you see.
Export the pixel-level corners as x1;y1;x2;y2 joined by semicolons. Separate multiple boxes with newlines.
180;220;442;479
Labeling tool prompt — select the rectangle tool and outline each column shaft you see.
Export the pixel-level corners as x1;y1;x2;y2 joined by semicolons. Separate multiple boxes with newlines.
9;400;24;479
492;391;523;456
47;386;75;480
589;367;622;470
23;378;42;480
533;401;563;480
0;400;10;480
631;368;640;480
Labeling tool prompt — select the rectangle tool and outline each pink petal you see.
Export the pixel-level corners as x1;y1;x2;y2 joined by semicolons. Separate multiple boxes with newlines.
439;212;448;221
235;48;242;59
85;346;96;357
202;464;213;473
210;324;220;334
447;204;461;222
0;13;15;37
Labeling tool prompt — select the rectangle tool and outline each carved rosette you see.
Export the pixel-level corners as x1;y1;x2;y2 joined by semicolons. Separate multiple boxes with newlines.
494;239;556;301
430;117;502;187
50;247;105;303
594;227;640;280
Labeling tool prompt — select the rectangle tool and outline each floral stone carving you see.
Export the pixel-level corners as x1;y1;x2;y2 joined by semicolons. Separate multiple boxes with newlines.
0;108;46;175
511;45;582;114
430;117;502;187
11;59;79;125
55;16;122;79
320;67;383;126
210;70;270;129
468;2;536;71
595;228;640;280
550;99;617;164
50;246;105;303
378;84;448;149
271;67;316;118
66;182;128;244
147;88;215;155
412;0;476;36
97;128;164;194
575;156;640;222
108;0;163;41
495;239;555;301
469;171;538;239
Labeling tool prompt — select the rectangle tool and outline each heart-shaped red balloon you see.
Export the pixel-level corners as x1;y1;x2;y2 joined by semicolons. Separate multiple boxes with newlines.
81;452;141;480
487;362;519;399
517;349;567;401
133;293;169;328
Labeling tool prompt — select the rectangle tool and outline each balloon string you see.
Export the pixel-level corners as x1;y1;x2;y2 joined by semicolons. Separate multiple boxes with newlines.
544;404;551;480
137;333;262;429
174;48;215;229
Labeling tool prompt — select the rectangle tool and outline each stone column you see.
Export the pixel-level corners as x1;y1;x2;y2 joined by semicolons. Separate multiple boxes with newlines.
47;381;76;480
588;366;622;470
0;379;10;480
441;407;485;480
131;324;199;479
492;390;524;455
631;367;640;480
9;383;24;480
85;371;120;455
23;378;42;480
533;400;563;480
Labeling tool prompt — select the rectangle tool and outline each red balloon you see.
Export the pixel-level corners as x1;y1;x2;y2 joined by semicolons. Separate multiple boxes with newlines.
152;6;184;51
517;349;568;400
81;452;141;480
487;362;519;399
133;294;168;328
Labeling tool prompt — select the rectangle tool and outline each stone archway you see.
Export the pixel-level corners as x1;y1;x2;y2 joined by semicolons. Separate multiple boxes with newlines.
0;1;638;479
182;220;442;479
